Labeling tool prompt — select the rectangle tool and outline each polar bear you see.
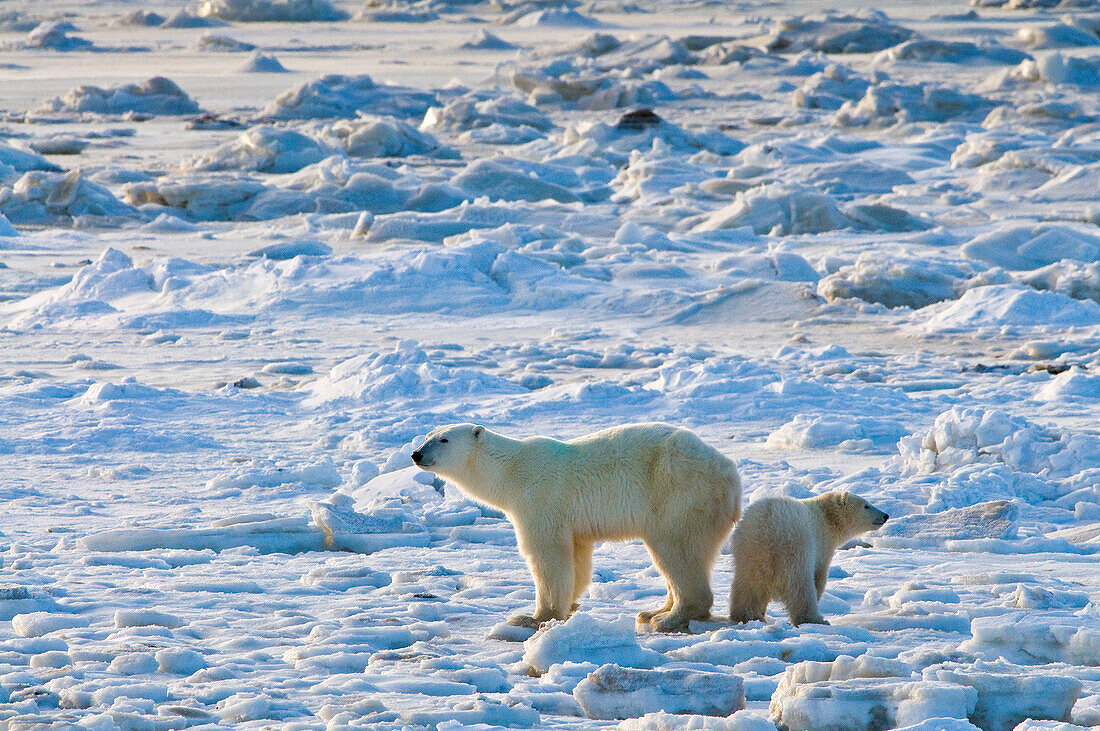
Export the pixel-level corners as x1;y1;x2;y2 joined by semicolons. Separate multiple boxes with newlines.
728;492;887;626
412;422;741;632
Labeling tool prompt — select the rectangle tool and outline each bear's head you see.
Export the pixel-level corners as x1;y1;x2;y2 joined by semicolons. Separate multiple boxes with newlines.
842;491;889;534
820;491;889;541
411;423;484;477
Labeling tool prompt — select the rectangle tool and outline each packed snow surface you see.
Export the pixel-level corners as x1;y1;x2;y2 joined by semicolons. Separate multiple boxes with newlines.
1;0;1100;729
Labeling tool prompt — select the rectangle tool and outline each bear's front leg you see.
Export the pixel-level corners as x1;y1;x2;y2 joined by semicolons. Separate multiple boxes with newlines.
510;525;575;627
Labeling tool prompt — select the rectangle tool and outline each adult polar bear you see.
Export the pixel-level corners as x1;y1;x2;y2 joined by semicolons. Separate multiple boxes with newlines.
412;422;741;632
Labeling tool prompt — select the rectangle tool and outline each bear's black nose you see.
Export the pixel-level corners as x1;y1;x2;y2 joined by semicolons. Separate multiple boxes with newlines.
411;451;423;464
882;514;889;522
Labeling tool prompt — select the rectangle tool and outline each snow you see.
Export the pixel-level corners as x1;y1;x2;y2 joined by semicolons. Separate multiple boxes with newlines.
33;77;203;117
3;0;1100;728
574;663;745;719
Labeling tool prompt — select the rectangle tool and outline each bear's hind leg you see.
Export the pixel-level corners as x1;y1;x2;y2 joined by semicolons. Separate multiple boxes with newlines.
729;569;769;624
637;582;674;625
782;568;827;626
644;535;715;633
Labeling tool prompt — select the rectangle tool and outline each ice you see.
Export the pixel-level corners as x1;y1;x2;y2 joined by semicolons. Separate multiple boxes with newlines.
260;74;436;120
25;21;93;51
962;225;1100;271
573;664;744;720
11;612;90;637
33;77;203;117
240;52;288;73
766;413;907;452
617;711;777;730
692;184;851;236
835;81;992;127
770;653;978;731
921;285;1100;332
766;12;916;53
503;62;675;111
523;614;664;674
961;611;1100;665
507;8;604;28
925;660;1082;731
197;0;349;22
874;501;1020;548
2;0;1100;727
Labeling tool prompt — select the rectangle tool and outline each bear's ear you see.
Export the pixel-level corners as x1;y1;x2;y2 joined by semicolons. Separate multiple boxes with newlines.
472;425;484;439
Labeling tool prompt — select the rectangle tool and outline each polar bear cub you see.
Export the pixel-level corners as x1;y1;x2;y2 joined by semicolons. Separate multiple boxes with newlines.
412;422;741;632
729;492;887;626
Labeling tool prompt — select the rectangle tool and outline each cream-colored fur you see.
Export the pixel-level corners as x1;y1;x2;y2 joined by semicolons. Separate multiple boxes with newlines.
412;422;742;632
728;492;887;626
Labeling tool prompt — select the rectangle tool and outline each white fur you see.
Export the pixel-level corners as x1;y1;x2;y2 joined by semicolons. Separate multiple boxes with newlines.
728;491;887;626
413;422;742;631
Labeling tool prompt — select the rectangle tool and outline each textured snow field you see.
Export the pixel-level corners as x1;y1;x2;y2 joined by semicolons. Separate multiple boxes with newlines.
2;0;1100;729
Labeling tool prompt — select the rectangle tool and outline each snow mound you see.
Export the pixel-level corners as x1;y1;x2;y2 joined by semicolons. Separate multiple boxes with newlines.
766;413;907;452
1035;367;1100;402
420;93;552;138
184;127;330;174
34;77;203;117
261;74;436;121
897;406;1100;488
1002;53;1100;87
874;38;1028;65
306;340;525;406
766;12;917;54
241;52;288;72
505;63;675;111
80;514;326;554
2;170;139;225
162;9;227;27
874;501;1020;548
318;117;449;158
1021;260;1100;303
1016;21;1100;50
770;653;978;731
451;157;586;203
460;29;516;50
523;613;664;674
309;492;431;553
0;143;62;178
836;81;992;127
962;224;1100;271
12;612;91;637
194;33;256;52
184;121;447;174
793;64;875;111
562;113;743;164
618;711;777;730
573;664;744;720
921;285;1100;332
924;660;1081;730
819;253;977;309
961;611;1100;665
506;8;604;28
692;184;851;236
26;21;93;50
197;0;349;22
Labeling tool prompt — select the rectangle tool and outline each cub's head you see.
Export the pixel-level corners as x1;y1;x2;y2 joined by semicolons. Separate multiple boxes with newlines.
411;423;484;475
820;491;889;538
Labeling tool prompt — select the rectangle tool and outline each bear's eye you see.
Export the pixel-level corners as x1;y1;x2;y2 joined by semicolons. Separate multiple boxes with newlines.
864;505;871;510
439;438;448;444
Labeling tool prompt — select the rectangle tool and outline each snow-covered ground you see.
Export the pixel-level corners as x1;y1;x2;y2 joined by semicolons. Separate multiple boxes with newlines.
1;0;1099;728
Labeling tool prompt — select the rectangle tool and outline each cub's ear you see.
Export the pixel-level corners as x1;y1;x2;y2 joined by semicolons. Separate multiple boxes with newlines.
472;425;484;439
